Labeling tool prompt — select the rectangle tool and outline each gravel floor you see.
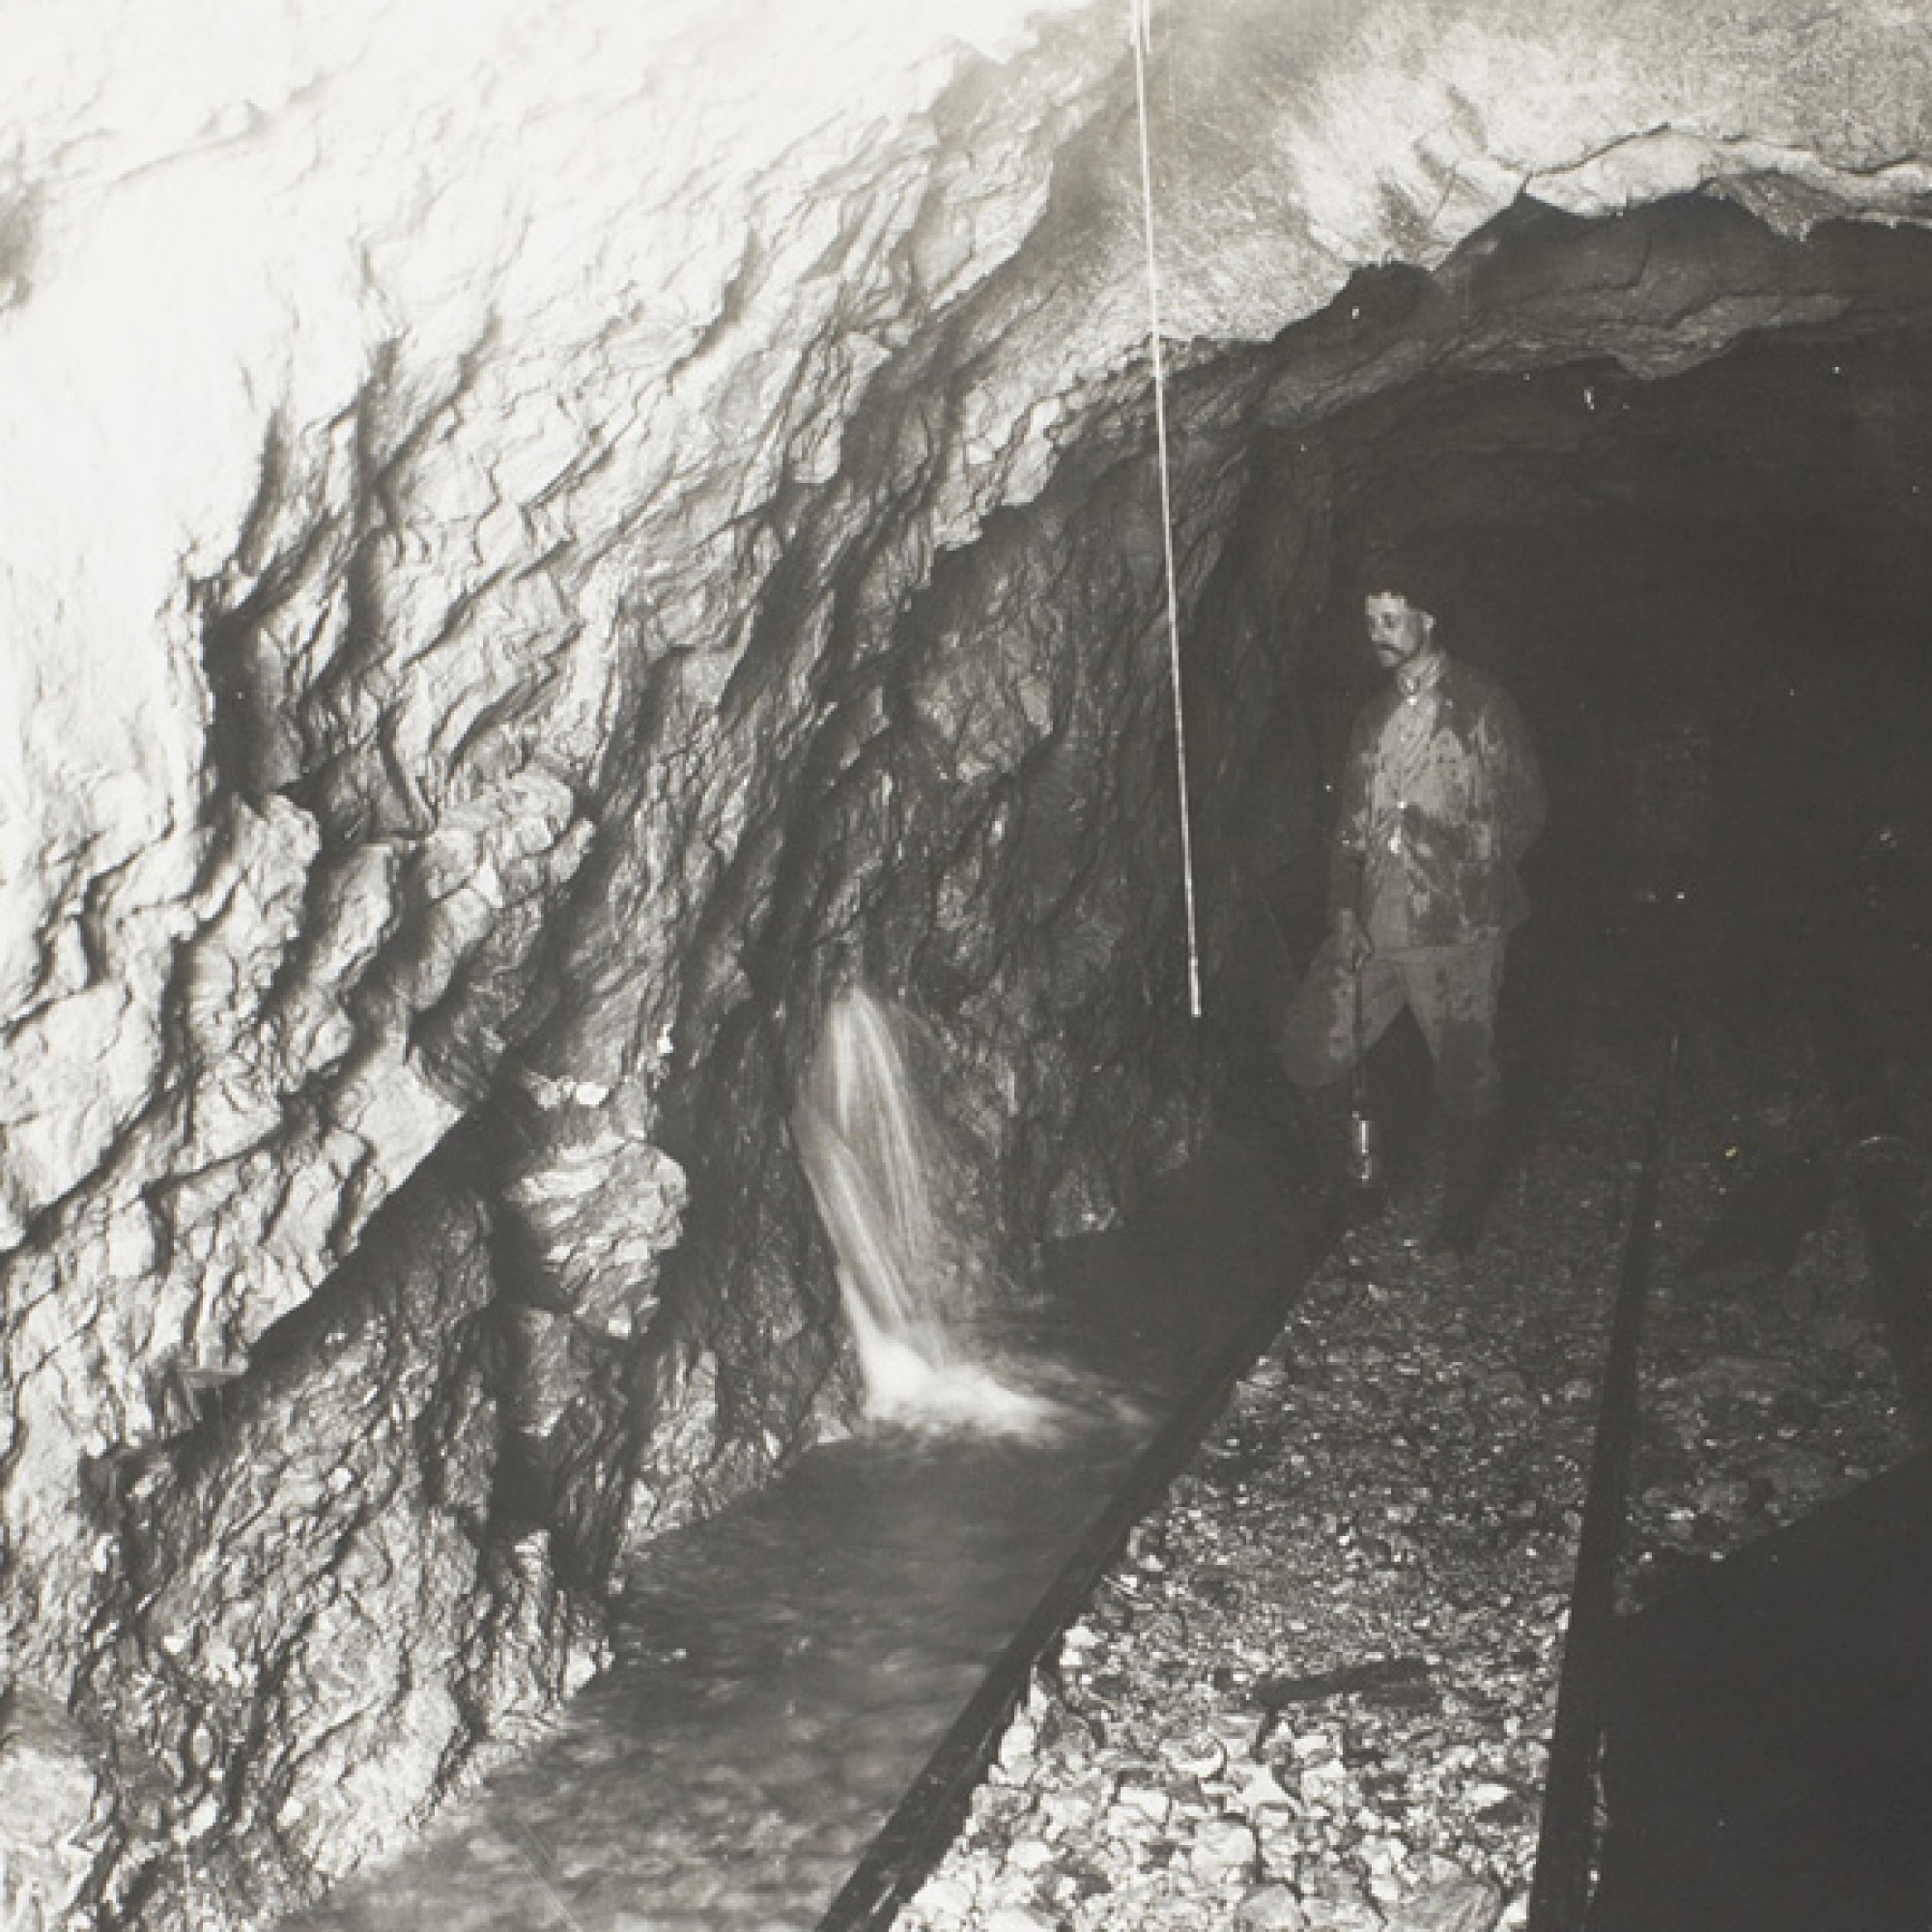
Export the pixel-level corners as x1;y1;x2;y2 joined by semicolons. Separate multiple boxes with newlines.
895;985;1916;1932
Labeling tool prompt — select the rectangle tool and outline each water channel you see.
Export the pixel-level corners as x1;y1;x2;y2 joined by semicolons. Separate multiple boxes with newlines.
295;1141;1317;1932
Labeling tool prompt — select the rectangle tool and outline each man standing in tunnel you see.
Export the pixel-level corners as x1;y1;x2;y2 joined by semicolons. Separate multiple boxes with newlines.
1279;574;1546;1256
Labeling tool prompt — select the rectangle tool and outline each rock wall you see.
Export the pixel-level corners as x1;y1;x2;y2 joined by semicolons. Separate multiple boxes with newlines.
69;1153;607;1927
3;0;1932;1920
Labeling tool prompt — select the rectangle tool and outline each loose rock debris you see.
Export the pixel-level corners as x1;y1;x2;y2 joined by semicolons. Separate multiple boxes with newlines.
897;1009;1913;1932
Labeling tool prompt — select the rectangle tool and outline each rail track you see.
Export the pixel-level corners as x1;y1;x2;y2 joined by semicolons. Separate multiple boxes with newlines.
1528;939;1932;1931
818;945;1932;1932
817;1189;1336;1932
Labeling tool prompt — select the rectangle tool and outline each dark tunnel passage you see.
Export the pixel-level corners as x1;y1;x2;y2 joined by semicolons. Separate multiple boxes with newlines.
612;190;1932;1451
642;185;1932;1452
1313;327;1932;954
1154;195;1932;1109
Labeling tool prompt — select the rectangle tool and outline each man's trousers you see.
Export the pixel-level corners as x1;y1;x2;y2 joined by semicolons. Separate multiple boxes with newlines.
1278;930;1506;1122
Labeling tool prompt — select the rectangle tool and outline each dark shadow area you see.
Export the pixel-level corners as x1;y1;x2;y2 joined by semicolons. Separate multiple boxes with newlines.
1214;206;1932;1195
1591;1452;1932;1932
1197;209;1932;1929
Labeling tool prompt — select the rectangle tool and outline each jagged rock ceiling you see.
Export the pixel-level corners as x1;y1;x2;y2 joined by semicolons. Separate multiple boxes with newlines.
4;0;1932;1922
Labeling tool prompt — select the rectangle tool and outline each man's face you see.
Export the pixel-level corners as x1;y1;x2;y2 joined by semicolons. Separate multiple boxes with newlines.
1364;592;1432;671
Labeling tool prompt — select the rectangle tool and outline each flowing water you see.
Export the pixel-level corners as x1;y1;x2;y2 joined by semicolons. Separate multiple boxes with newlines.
295;1001;1311;1932
789;986;1052;1432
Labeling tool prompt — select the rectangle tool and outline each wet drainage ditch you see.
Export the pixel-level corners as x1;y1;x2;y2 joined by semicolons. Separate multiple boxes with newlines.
293;1139;1327;1932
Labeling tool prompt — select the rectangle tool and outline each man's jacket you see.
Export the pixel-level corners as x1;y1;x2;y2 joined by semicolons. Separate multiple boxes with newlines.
1327;651;1546;946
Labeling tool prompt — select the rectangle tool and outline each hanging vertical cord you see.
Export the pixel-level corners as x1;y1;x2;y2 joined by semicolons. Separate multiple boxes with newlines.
1129;0;1204;1019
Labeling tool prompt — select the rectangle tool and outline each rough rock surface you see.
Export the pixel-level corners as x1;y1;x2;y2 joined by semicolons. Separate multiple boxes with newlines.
43;1156;609;1925
4;0;1932;1920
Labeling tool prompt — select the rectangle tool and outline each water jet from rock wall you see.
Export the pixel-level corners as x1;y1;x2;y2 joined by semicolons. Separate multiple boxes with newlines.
792;986;1051;1433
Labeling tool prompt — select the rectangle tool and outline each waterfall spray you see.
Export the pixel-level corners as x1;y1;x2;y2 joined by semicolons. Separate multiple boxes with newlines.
792;986;1053;1432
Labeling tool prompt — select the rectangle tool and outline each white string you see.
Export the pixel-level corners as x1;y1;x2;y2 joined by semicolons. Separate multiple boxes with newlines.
1129;0;1204;1019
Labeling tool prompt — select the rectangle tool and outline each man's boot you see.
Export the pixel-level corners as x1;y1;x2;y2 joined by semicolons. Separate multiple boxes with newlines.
1431;1109;1507;1258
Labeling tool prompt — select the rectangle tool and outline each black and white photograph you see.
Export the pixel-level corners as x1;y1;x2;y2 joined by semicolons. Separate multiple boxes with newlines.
3;3;1930;1927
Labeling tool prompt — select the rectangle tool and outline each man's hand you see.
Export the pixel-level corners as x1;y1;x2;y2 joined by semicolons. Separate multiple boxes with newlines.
1334;907;1373;972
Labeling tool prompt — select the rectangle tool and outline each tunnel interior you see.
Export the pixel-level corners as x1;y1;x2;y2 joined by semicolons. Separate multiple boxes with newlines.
14;15;1932;1915
652;183;1932;1549
1059;192;1932;1064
